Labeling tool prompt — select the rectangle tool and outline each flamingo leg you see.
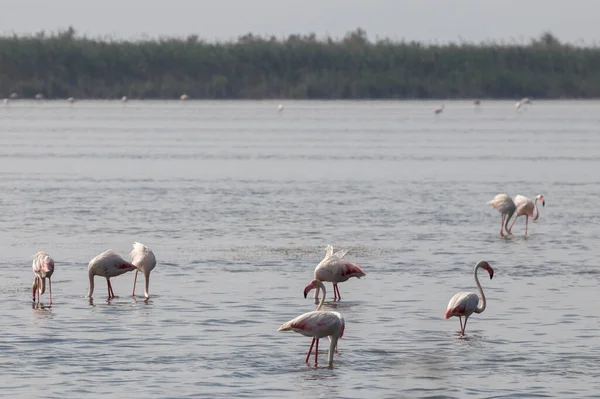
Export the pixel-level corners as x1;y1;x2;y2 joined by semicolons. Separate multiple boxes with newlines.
500;214;505;237
462;317;469;335
305;338;316;363
459;316;464;333
508;214;518;233
37;277;41;302
132;270;138;296
49;277;52;304
32;278;36;302
334;284;341;301
314;338;319;365
525;216;529;236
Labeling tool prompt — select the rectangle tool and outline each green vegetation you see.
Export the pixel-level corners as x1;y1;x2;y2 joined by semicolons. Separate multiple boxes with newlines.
1;27;599;99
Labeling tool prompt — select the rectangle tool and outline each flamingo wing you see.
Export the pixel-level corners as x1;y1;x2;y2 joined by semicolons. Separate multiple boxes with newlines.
130;242;156;273
444;292;479;319
488;194;515;214
315;259;366;283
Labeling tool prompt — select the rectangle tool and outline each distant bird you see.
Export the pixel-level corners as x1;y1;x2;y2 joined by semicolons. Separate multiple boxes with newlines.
121;96;128;102
180;94;189;101
508;194;545;236
9;92;18;99
35;94;44;100
130;242;156;298
313;245;366;302
434;104;444;115
278;279;345;366
488;193;516;237
444;261;494;336
67;97;75;103
277;104;284;112
87;250;137;299
2;98;8;105
32;252;55;304
515;97;532;112
473;99;481;106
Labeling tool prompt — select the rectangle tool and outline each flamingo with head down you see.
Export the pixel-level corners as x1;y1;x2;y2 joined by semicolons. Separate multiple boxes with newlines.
488;193;516;237
313;245;365;302
445;261;494;336
32;252;55;304
87;250;137;299
130;242;156;298
278;279;345;366
508;194;545;236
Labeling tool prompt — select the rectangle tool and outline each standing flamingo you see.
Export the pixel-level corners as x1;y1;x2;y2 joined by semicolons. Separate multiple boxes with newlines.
508;194;545;236
87;250;138;299
444;261;494;336
488;193;516;237
278;279;345;366
32;252;55;304
434;104;444;115
130;242;156;298
313;245;366;302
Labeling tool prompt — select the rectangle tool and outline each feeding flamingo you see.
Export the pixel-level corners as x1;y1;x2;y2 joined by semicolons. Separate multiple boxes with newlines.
87;250;137;299
434;104;444;115
508;194;545;236
278;279;345;366
444;261;494;336
313;245;366;302
32;252;55;304
488;193;516;237
130;242;156;298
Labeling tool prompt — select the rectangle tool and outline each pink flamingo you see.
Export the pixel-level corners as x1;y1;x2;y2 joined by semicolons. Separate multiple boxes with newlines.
508;194;545;236
434;104;444;115
130;242;156;298
87;250;137;299
444;261;494;336
488;193;516;237
278;279;345;366
32;252;55;304
313;245;366;302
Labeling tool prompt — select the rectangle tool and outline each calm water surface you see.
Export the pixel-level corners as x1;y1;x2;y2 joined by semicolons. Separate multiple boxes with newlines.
0;100;599;398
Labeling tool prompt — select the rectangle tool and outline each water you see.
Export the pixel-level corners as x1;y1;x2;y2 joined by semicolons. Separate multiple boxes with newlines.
0;100;599;398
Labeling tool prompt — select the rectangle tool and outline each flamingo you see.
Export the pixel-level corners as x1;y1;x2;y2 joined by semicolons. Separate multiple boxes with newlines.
473;99;481;106
508;194;545;236
277;104;284;112
87;250;138;299
121;96;128;102
278;279;345;366
434;104;444;115
67;97;75;103
180;94;189;101
488;193;516;237
313;245;366;302
444;261;494;336
130;242;156;298
32;252;55;304
3;98;9;104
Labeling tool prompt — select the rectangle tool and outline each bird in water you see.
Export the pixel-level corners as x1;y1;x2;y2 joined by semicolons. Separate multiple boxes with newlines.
130;242;156;298
313;245;366;302
87;250;137;299
444;261;494;336
508;194;545;236
278;279;345;366
32;252;55;304
488;193;516;237
434;104;444;115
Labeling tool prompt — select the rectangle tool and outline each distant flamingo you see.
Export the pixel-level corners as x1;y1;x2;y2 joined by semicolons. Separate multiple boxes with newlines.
32;252;55;304
121;96;128;102
130;242;156;298
434;104;444;115
444;261;494;336
473;99;481;106
180;94;189;101
488;193;516;237
313;245;366;302
2;98;8;105
277;104;284;112
67;97;75;103
278;279;345;366
508;194;545;236
87;250;137;299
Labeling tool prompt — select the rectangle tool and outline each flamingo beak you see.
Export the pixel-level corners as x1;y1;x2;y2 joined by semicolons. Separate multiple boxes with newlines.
488;268;494;279
542;200;545;206
303;281;316;298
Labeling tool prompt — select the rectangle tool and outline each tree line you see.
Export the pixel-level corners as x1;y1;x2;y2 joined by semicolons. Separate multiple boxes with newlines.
1;27;599;100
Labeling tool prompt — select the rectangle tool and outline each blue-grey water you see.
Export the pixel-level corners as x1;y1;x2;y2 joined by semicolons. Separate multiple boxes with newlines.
0;100;599;399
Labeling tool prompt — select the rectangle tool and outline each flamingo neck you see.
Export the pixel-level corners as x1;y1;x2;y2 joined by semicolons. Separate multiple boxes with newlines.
473;264;487;314
87;270;95;298
316;282;326;311
504;208;515;233
533;198;540;221
144;271;151;298
327;336;338;366
39;277;46;295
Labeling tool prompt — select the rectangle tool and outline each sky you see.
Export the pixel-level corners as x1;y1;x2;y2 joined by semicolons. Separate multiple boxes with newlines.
1;0;598;44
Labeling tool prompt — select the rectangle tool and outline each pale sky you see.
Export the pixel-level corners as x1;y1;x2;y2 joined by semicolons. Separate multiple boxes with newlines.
1;0;598;44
